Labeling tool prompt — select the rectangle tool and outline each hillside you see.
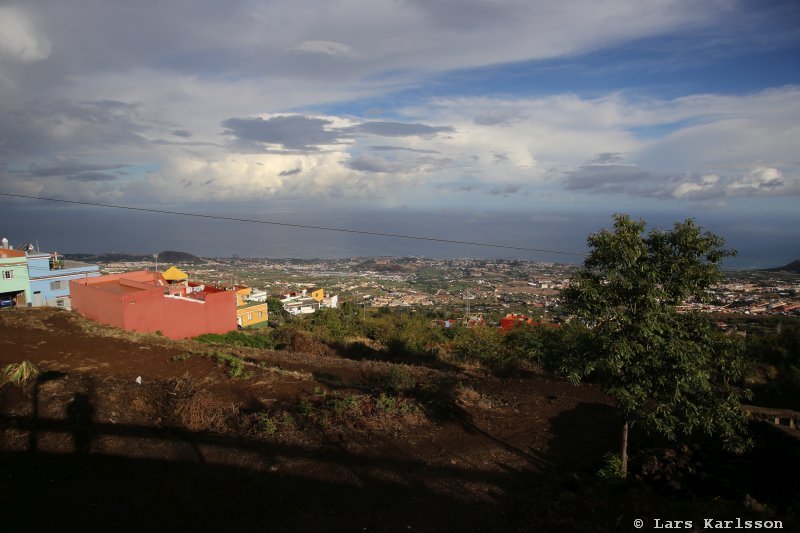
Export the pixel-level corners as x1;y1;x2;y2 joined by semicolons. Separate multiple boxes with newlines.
64;250;205;264
765;260;800;274
1;308;797;531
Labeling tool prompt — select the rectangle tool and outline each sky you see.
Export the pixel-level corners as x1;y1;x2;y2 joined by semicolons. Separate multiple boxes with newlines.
0;0;798;267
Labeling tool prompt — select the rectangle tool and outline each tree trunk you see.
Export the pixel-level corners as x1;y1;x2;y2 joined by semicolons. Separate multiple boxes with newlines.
620;420;629;477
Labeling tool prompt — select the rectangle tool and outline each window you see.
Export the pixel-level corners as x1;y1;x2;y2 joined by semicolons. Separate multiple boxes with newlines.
2;270;13;279
257;311;263;318
247;313;253;321
50;280;64;290
56;299;66;308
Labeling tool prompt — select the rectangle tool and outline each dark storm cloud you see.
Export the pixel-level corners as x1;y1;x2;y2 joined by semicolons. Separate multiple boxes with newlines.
24;162;129;177
222;115;344;151
564;164;653;194
222;115;455;152
350;121;454;137
0;100;147;157
66;172;118;182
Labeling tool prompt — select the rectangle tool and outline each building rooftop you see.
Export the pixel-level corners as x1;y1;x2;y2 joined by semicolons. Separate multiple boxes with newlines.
163;266;189;281
92;281;149;295
0;249;26;259
61;260;96;269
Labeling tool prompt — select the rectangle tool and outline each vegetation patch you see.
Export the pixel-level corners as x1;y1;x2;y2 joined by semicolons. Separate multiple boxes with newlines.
382;366;416;392
205;351;250;379
174;389;240;433
293;388;422;432
1;360;40;386
196;331;277;350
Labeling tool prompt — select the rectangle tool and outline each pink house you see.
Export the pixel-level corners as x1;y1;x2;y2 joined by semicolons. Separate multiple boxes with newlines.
70;270;236;339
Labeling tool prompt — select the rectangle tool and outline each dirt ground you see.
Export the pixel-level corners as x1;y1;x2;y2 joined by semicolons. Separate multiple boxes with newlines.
1;308;797;532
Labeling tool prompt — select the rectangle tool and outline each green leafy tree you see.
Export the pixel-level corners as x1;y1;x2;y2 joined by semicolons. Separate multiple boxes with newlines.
560;214;750;476
266;297;289;324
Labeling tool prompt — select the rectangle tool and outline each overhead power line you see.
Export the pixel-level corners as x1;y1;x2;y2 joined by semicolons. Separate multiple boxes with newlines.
0;192;587;257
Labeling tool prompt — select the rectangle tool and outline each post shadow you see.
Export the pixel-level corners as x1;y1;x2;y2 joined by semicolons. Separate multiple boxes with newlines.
28;370;67;453
66;386;95;455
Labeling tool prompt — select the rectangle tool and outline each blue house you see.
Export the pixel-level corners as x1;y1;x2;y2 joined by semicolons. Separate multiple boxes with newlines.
27;252;100;309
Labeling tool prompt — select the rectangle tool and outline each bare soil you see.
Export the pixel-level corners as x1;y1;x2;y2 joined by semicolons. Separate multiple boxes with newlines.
1;308;797;532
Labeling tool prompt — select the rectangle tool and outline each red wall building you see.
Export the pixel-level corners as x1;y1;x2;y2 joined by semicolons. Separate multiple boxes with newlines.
70;271;236;339
499;313;560;333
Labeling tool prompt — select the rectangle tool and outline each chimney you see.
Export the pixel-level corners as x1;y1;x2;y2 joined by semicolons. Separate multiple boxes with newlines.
1;237;8;249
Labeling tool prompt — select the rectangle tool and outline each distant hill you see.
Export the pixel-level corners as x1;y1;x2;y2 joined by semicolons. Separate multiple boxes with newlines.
157;250;205;263
64;250;205;264
764;260;800;274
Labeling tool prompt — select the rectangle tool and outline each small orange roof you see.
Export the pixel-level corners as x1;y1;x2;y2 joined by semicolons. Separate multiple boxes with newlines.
162;266;188;281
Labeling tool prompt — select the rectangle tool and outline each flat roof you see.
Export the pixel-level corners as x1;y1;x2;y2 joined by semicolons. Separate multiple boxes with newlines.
62;260;96;269
92;281;149;295
238;301;267;309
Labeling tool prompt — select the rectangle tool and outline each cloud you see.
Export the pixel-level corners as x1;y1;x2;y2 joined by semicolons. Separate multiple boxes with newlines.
292;40;354;58
474;109;526;126
278;168;302;176
24;162;130;178
351;121;454;137
564;164;652;193
346;153;452;174
0;100;146;157
222;115;347;151
493;152;509;163
173;129;192;138
0;6;50;64
489;184;523;196
367;145;441;154
66;172;118;182
590;152;624;164
662;167;800;200
563;162;800;201
221;114;454;152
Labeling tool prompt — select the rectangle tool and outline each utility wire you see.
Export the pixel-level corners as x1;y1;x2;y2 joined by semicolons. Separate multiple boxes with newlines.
0;192;587;257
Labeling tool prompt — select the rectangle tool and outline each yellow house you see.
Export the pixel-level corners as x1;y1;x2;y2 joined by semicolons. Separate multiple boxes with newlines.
162;266;189;295
309;288;324;302
163;266;188;282
235;286;269;328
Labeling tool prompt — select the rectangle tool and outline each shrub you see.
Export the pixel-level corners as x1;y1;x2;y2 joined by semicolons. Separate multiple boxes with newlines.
597;452;626;480
255;413;278;435
376;392;418;415
377;392;397;413
174;390;239;432
451;326;508;367
383;366;416;392
1;360;40;386
207;352;249;379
